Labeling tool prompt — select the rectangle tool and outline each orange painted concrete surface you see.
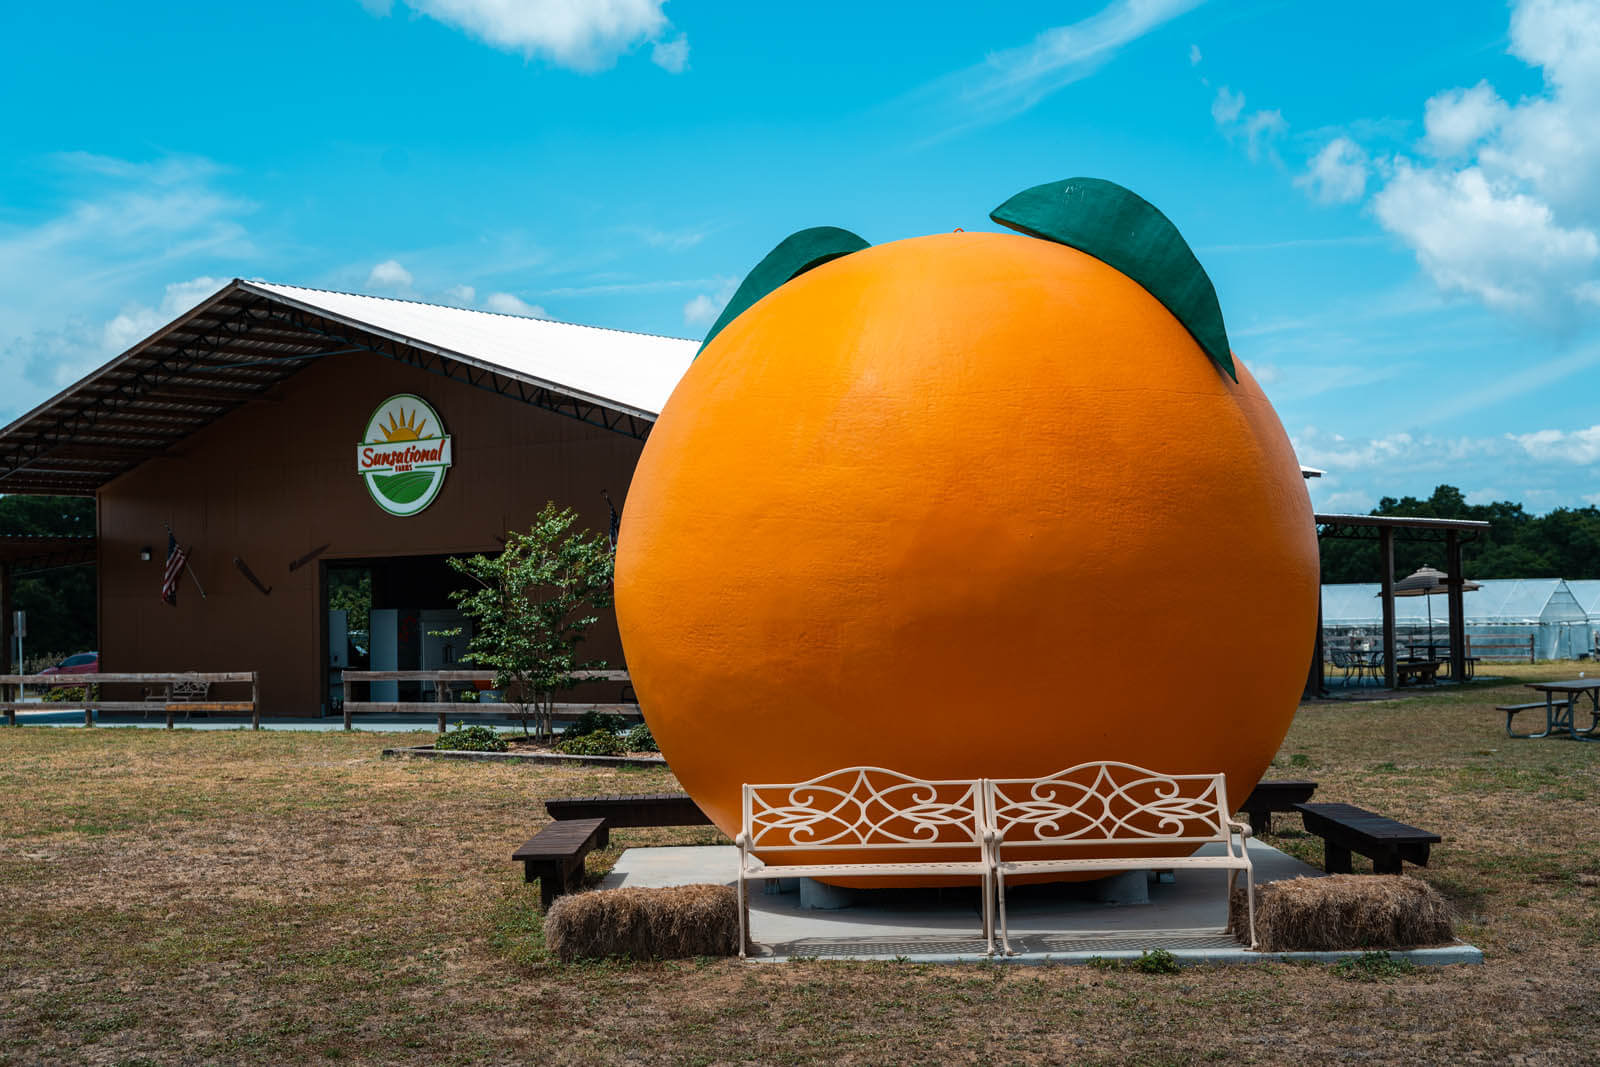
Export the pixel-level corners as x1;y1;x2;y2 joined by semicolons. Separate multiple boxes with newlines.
617;232;1320;862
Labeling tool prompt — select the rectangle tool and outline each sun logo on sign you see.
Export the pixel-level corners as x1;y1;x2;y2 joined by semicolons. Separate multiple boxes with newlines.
356;394;454;517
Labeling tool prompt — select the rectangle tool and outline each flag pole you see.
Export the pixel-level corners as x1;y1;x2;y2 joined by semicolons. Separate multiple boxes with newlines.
164;521;207;599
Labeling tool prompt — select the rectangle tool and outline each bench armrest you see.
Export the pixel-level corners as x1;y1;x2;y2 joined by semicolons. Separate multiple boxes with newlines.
734;831;751;851
1227;819;1253;839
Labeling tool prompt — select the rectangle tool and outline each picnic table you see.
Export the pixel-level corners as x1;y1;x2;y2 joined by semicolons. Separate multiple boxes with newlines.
1504;679;1600;741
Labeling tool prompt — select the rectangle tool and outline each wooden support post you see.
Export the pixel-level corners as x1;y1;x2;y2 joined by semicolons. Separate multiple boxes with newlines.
437;711;447;734
0;562;12;677
1446;530;1467;683
1379;526;1397;689
251;674;259;730
166;705;175;729
85;706;93;727
343;703;352;730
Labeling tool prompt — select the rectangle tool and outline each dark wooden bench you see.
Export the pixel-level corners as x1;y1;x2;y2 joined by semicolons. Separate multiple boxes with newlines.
1394;659;1442;687
1238;779;1317;835
545;793;711;828
1295;802;1441;875
512;817;609;908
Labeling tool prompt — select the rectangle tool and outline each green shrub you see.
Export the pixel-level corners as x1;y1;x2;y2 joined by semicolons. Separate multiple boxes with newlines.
41;685;87;703
623;722;658;752
1133;948;1181;974
435;722;508;752
1333;951;1415;983
557;730;625;756
567;710;626;737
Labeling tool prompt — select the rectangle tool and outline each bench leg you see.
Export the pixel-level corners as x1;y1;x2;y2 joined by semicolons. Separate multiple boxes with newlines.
1373;851;1403;875
1247;810;1271;836
737;870;748;959
996;869;1015;956
1324;842;1353;874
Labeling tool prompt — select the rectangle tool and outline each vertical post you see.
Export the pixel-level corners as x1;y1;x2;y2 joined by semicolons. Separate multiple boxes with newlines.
251;673;260;730
437;710;446;734
1304;598;1326;700
1379;526;1397;690
1446;531;1466;683
0;562;12;676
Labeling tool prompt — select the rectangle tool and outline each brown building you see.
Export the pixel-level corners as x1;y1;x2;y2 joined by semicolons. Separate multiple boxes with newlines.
0;280;696;716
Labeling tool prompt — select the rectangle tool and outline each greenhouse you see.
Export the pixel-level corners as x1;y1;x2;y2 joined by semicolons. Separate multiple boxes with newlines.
1320;578;1591;661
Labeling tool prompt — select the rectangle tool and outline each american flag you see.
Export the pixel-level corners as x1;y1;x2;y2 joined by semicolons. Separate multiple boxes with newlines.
161;532;189;606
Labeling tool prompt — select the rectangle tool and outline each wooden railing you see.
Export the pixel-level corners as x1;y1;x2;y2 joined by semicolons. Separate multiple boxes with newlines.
339;669;636;733
0;672;258;729
1464;634;1536;663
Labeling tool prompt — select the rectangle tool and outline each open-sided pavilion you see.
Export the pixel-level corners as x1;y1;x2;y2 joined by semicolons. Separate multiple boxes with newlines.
1308;513;1492;695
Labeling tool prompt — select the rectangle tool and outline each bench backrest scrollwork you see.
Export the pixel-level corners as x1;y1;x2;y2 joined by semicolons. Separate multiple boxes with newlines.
742;767;986;857
986;762;1240;856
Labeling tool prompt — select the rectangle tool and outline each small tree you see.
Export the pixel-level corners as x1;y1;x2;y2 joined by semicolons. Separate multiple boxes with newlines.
446;503;614;737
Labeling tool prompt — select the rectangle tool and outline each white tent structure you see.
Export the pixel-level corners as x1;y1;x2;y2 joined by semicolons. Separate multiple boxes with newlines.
1562;580;1600;658
1321;578;1589;660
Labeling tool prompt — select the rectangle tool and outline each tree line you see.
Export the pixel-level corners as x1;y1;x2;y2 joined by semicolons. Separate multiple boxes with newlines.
1320;484;1600;584
0;495;97;662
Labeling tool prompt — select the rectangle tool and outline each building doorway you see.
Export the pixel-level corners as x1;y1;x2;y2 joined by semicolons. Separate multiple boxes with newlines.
324;555;473;710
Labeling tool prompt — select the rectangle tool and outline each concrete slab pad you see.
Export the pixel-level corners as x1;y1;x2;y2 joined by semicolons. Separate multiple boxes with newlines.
599;841;1483;966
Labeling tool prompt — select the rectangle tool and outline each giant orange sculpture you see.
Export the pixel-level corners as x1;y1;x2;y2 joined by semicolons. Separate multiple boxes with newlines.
615;178;1319;861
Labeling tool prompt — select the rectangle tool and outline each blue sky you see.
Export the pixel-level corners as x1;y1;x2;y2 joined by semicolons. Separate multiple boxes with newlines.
3;0;1599;514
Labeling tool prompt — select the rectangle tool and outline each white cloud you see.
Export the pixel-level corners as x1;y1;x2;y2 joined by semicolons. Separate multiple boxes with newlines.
1511;424;1600;463
1371;162;1597;314
1296;137;1369;204
443;284;476;306
683;278;739;328
1188;43;1201;65
367;0;681;73
1422;82;1507;157
1333;0;1600;321
1211;86;1244;124
928;0;1206;130
0;153;254;409
1211;86;1285;161
102;276;227;354
651;33;688;73
366;259;414;291
484;291;547;317
1241;109;1287;161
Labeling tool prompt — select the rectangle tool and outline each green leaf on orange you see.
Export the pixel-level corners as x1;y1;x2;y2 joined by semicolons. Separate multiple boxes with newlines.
697;226;870;357
990;178;1236;382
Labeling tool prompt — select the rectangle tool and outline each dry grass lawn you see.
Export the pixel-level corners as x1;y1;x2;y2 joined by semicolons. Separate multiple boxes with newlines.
2;664;1598;1064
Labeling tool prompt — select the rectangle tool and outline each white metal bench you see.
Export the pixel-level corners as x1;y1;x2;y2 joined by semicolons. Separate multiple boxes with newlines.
736;767;994;958
986;762;1256;953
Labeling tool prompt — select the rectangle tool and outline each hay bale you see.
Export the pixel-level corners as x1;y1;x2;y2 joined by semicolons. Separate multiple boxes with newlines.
1230;875;1454;952
544;884;740;962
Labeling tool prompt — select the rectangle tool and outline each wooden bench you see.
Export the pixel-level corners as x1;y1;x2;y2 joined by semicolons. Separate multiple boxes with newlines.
739;768;994;958
1294;802;1440;875
1394;659;1442;687
546;793;710;828
987;763;1256;953
1238;779;1317;835
512;817;610;909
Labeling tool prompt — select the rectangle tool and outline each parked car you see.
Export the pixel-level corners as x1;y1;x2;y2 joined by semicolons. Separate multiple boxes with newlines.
38;652;98;677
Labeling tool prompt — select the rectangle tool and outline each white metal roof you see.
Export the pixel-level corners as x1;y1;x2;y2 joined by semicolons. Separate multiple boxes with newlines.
246;282;697;420
0;279;699;494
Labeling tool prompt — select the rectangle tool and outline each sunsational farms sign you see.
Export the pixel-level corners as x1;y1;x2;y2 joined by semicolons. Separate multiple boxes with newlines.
356;394;453;516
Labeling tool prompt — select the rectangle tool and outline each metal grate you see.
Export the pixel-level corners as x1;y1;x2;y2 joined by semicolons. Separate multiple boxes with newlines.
767;929;1243;959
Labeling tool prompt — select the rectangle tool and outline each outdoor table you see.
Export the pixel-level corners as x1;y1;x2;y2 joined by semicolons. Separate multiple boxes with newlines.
1520;680;1600;741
